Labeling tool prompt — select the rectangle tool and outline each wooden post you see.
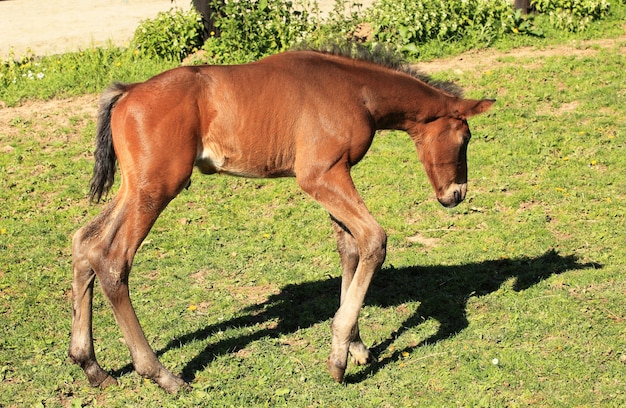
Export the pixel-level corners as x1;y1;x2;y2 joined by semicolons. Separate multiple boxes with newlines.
192;0;222;41
514;0;530;14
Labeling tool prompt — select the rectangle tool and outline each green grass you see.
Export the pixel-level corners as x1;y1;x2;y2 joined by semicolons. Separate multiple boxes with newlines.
0;46;179;107
1;23;626;408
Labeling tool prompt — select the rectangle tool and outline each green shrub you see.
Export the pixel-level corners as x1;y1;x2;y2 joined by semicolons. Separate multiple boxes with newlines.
201;0;315;64
362;0;522;56
303;0;367;48
531;0;611;31
0;50;37;91
132;8;204;61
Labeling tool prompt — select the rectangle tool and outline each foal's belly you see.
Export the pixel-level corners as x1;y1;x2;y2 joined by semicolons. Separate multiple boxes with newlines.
194;143;295;178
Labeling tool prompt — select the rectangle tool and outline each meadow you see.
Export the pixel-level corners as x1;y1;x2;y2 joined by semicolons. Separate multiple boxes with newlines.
1;11;626;408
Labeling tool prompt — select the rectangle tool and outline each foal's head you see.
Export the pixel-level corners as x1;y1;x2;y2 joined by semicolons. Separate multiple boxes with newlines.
412;98;494;208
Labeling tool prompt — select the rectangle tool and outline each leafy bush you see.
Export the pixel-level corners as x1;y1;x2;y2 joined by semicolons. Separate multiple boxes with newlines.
362;0;524;56
0;50;38;90
303;1;367;48
131;0;618;64
200;0;315;64
531;0;611;31
132;8;204;61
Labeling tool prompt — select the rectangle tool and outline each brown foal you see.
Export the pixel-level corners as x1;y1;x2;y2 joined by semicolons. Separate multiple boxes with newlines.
69;50;494;393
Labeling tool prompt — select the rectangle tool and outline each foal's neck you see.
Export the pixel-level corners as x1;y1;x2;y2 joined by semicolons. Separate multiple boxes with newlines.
365;70;450;132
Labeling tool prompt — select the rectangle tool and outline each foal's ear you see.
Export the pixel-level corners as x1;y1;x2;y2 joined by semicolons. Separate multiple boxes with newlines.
453;98;495;120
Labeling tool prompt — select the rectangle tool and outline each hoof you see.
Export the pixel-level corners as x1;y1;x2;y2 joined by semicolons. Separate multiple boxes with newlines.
349;343;374;366
326;358;346;383
158;374;191;394
84;363;117;389
99;375;118;389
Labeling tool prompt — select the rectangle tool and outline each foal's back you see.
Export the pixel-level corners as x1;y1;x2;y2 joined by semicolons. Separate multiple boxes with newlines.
114;51;404;179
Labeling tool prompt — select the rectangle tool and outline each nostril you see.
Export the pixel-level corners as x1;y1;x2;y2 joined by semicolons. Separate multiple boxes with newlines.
453;190;461;203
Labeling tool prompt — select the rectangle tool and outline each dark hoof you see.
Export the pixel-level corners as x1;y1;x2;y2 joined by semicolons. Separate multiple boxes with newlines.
99;375;118;389
326;359;346;383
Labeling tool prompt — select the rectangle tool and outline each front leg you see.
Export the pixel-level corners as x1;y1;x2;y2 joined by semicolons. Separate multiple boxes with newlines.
299;164;387;383
330;216;375;366
326;227;386;382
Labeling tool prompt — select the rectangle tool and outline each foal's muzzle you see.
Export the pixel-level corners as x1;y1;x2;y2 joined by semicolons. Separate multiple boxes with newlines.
437;183;467;208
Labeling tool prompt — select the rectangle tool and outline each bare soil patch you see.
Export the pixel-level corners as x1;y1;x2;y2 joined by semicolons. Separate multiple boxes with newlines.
0;0;192;59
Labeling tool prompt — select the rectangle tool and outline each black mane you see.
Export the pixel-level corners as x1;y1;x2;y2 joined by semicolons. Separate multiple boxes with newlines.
294;42;464;98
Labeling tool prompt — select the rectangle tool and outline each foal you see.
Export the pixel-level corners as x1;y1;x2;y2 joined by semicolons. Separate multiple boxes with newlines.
69;50;494;392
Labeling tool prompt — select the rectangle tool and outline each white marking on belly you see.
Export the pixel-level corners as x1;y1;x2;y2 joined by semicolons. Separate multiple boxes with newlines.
195;143;225;174
195;142;256;177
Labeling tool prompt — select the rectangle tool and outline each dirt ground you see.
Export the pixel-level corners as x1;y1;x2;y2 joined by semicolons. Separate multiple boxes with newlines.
418;36;626;73
0;0;193;58
0;0;374;59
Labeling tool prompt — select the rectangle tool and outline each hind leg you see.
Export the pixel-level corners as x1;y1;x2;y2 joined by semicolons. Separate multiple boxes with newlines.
69;207;118;388
96;212;189;393
71;171;192;392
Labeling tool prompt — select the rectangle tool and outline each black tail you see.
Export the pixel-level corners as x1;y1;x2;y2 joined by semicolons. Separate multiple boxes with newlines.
88;83;128;203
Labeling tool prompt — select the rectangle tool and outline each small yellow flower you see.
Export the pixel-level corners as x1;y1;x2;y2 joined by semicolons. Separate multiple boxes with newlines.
401;351;409;358
0;228;6;234
115;61;121;67
562;157;569;161
188;304;197;311
590;160;597;166
606;197;612;203
512;27;519;34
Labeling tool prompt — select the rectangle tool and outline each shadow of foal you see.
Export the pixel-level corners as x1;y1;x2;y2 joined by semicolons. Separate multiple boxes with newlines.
109;249;599;383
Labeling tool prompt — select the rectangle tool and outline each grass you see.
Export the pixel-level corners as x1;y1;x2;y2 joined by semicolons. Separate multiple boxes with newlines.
1;11;626;408
0;46;179;107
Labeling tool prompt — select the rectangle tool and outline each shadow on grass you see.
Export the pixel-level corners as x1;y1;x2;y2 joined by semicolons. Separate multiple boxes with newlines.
112;249;600;383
